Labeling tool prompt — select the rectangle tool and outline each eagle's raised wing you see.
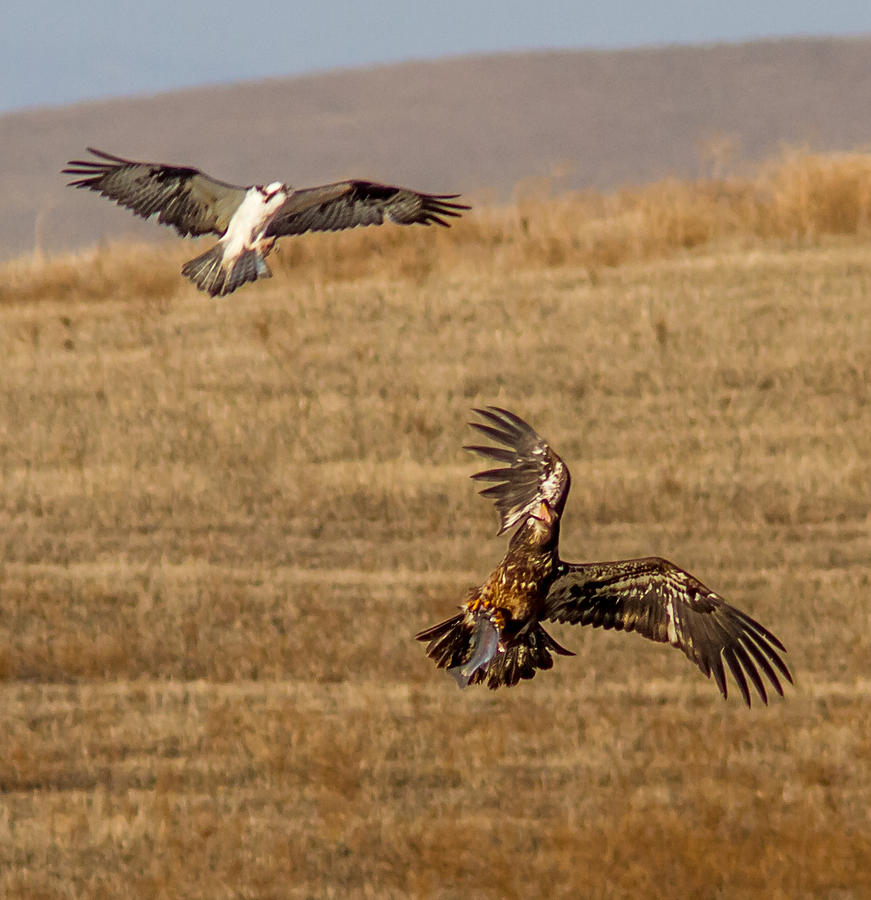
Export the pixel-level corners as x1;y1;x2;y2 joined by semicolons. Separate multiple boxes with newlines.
63;148;248;237
265;180;469;236
464;407;571;535
543;557;792;706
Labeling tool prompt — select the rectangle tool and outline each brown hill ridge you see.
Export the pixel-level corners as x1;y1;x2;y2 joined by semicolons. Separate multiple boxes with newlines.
3;36;871;261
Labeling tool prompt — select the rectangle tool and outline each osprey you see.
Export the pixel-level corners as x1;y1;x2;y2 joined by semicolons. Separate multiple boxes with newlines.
63;148;470;297
416;408;793;705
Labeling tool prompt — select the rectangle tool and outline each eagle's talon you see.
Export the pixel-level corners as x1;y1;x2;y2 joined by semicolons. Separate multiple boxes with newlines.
489;608;506;632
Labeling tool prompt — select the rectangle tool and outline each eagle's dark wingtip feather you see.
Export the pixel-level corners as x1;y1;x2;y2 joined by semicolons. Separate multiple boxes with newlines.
467;422;517;447
752;633;793;685
471;407;538;444
734;607;789;653
462;445;515;464
740;633;787;697
723;647;753;707
731;642;768;706
475;483;513;502
475;406;522;426
468;467;515;484
766;631;788;653
710;654;728;700
484;406;529;425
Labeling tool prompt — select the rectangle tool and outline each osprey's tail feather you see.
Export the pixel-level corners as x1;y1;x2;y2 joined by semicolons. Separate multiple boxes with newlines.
181;245;272;297
415;609;574;690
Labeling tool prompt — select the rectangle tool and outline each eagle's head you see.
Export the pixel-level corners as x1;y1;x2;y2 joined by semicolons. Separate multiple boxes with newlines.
508;500;559;552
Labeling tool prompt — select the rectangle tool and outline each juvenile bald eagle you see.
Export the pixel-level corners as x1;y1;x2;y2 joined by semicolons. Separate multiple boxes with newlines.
63;148;469;297
416;408;792;706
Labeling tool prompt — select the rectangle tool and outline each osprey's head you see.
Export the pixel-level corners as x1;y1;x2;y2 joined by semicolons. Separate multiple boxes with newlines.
257;181;288;217
262;181;284;198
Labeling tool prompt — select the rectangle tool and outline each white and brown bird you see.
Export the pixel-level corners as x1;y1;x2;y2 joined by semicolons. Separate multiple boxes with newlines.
63;148;470;297
416;408;793;705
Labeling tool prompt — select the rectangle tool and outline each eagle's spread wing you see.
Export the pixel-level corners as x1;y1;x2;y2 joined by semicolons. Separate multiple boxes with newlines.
464;407;571;535
265;180;469;236
543;557;792;706
63;148;248;237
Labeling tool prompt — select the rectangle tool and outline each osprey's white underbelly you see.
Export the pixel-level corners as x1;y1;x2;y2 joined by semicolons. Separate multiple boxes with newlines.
221;185;288;259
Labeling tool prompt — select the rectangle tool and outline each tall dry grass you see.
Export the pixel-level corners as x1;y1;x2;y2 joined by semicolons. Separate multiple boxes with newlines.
1;148;870;898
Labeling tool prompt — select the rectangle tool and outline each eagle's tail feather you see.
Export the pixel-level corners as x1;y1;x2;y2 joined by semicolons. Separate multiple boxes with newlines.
415;610;573;690
181;245;272;297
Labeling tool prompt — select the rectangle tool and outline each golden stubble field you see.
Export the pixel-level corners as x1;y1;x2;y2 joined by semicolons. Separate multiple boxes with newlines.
1;156;871;897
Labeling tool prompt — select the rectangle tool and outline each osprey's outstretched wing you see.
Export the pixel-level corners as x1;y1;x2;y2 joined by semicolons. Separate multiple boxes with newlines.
464;407;571;535
63;148;247;237
265;180;469;236
544;556;793;706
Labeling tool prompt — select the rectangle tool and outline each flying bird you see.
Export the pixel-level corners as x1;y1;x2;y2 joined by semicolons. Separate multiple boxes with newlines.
416;408;792;706
62;148;470;297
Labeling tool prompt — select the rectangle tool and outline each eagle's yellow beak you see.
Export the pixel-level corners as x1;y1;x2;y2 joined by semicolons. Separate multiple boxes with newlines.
534;501;554;524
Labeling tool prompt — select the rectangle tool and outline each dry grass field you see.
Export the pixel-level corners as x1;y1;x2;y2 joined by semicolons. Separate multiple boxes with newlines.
1;152;870;898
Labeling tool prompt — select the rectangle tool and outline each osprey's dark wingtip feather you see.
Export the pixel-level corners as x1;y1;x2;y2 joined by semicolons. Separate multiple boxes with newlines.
63;148;147;183
416;194;470;227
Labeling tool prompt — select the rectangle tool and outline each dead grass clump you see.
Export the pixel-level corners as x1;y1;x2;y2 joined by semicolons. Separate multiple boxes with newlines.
0;242;186;306
757;148;871;238
506;149;871;272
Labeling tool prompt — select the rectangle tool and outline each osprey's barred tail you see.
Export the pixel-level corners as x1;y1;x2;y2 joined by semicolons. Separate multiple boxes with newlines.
181;245;272;297
415;609;574;689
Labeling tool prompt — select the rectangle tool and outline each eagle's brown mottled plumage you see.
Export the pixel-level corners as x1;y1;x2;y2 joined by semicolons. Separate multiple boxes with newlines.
416;407;793;705
62;148;469;297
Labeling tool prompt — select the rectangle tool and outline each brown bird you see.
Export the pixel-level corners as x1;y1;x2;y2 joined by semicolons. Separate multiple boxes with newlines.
416;407;792;705
62;148;469;297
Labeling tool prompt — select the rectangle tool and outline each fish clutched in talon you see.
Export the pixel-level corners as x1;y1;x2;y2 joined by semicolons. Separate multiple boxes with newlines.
446;611;502;687
63;148;470;297
416;407;793;705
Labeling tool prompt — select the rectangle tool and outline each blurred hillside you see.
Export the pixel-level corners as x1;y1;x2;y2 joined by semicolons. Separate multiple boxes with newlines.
3;35;871;260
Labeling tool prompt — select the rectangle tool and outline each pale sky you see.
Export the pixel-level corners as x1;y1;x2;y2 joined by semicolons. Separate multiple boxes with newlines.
5;0;871;113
